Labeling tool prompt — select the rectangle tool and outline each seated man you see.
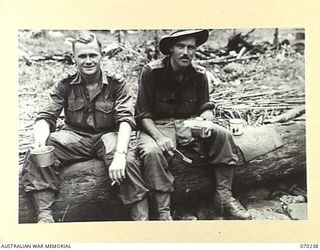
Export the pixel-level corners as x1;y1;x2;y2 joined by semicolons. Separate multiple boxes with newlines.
21;32;148;222
135;29;252;220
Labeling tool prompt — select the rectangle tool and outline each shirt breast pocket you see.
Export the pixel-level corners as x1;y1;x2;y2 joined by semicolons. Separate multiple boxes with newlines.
155;92;176;117
95;101;115;130
184;97;199;115
66;98;85;125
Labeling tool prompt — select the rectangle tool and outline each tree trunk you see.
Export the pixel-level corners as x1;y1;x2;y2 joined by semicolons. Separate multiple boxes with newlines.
19;121;306;223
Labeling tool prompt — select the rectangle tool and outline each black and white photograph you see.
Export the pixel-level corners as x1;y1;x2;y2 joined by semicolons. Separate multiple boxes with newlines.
18;28;306;223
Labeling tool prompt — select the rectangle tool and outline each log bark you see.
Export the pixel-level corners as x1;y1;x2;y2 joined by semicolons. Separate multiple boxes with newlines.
19;121;306;223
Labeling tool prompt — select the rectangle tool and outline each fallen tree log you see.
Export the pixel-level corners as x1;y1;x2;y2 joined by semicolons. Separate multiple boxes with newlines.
19;121;306;223
264;105;305;124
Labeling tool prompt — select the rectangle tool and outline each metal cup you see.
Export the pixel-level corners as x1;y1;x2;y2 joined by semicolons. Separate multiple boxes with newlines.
30;146;55;168
229;119;244;136
191;127;207;137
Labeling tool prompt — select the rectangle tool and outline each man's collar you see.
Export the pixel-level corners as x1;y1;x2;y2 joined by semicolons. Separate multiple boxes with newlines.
70;70;109;85
101;71;108;85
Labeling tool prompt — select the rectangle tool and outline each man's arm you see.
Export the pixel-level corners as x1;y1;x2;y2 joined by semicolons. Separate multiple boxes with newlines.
135;66;155;125
135;66;175;153
36;80;67;132
108;74;137;184
33;119;50;148
113;78;136;130
32;79;67;147
141;118;175;153
108;121;132;185
200;109;214;121
198;71;215;121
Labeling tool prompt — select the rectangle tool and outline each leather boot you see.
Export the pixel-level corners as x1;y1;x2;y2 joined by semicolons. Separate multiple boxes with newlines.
153;192;173;221
31;190;55;223
213;164;252;220
130;198;149;221
215;198;252;220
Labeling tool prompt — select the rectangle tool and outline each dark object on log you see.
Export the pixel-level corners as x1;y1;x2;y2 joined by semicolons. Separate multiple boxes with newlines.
19;121;306;223
227;33;254;53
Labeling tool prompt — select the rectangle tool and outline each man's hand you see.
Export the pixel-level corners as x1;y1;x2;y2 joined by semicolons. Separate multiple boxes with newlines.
193;114;214;138
155;136;175;154
109;152;126;185
200;127;212;138
32;141;46;149
199;110;214;121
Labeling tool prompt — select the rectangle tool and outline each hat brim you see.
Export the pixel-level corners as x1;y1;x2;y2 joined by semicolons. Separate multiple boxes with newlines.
159;29;209;55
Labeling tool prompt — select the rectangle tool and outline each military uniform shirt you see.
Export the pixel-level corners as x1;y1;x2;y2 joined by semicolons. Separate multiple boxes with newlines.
135;56;214;124
36;70;135;134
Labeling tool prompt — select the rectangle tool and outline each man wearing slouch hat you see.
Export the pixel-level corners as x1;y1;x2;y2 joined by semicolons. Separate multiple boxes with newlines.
135;29;252;220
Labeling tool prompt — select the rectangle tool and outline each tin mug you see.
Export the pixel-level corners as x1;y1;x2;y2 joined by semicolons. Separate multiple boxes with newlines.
30;145;55;168
229;119;244;136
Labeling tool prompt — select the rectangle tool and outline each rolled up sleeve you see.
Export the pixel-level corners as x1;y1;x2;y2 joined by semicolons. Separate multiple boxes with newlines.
114;81;136;130
36;81;66;132
135;66;154;123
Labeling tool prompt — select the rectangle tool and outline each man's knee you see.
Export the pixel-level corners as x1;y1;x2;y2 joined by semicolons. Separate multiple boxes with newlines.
213;125;233;140
139;143;163;158
49;130;82;146
125;151;139;170
124;152;144;180
100;132;118;144
100;132;118;154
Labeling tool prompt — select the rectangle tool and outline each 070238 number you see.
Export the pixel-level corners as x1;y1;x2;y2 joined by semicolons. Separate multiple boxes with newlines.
300;244;319;248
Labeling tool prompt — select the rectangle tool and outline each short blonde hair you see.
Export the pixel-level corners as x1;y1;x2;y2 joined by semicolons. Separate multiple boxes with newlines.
72;32;102;52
